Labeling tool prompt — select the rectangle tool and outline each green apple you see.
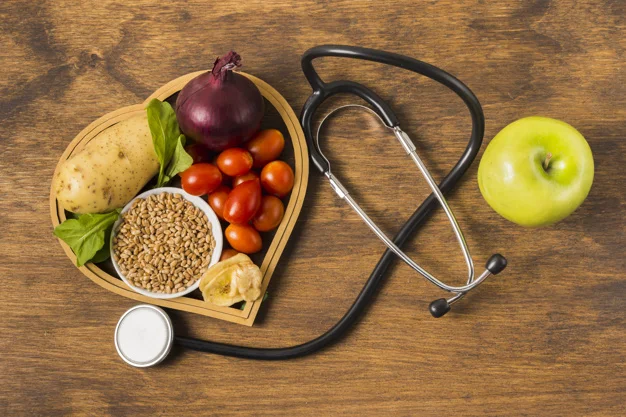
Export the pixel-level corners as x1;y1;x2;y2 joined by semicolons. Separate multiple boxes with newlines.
478;117;594;227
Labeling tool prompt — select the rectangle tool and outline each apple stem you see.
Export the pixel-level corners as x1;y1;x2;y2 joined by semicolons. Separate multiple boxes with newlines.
543;152;553;171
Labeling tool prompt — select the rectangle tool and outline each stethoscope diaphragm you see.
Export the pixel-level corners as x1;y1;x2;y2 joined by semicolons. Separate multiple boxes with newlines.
115;304;173;367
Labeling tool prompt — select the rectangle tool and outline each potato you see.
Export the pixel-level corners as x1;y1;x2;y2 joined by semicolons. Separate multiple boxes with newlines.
53;114;159;214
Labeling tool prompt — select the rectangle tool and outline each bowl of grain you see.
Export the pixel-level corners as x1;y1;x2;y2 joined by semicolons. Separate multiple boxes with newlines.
110;187;223;299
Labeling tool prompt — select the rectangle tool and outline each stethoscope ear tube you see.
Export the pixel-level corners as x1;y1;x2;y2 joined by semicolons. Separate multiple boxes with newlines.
301;45;506;315
172;45;505;361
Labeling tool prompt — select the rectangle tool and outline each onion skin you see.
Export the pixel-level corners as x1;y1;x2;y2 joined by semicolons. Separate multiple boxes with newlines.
175;51;264;152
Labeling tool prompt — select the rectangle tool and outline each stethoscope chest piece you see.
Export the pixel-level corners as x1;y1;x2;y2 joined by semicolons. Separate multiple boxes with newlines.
115;304;173;367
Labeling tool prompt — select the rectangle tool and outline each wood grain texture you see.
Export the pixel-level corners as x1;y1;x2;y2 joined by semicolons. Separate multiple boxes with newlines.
1;0;624;416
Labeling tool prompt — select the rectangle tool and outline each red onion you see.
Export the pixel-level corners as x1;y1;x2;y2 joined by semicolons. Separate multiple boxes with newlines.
175;51;264;152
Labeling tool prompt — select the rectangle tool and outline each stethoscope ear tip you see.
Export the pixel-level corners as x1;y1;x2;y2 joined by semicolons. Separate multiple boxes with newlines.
429;254;507;318
486;254;508;275
429;298;451;318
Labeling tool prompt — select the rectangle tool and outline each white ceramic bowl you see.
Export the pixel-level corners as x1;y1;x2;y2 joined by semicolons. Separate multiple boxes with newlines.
110;187;223;299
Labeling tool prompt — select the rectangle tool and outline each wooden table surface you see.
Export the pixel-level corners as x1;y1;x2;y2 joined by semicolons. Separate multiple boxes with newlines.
1;1;625;415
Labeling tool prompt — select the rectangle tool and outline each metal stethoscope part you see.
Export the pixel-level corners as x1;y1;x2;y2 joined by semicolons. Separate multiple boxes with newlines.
116;45;508;366
315;104;507;317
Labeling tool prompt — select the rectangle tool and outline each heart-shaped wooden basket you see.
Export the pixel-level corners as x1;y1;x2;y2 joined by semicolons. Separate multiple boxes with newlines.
50;71;309;326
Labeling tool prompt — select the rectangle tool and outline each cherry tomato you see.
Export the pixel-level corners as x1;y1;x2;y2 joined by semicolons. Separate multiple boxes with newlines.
246;129;285;168
216;148;253;177
260;161;294;197
212;154;233;185
185;143;212;164
253;195;285;232
232;171;259;188
225;224;262;254
180;163;222;196
223;179;262;224
219;248;240;261
207;185;231;220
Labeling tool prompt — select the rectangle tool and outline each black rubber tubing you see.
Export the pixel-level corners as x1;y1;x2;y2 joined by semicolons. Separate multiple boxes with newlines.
175;45;484;359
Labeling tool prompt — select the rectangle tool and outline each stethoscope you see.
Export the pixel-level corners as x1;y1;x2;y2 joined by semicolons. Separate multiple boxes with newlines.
114;45;507;367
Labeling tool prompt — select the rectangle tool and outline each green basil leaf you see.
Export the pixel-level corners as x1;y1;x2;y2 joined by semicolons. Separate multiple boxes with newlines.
90;225;113;264
53;209;120;267
146;99;181;187
164;134;193;181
